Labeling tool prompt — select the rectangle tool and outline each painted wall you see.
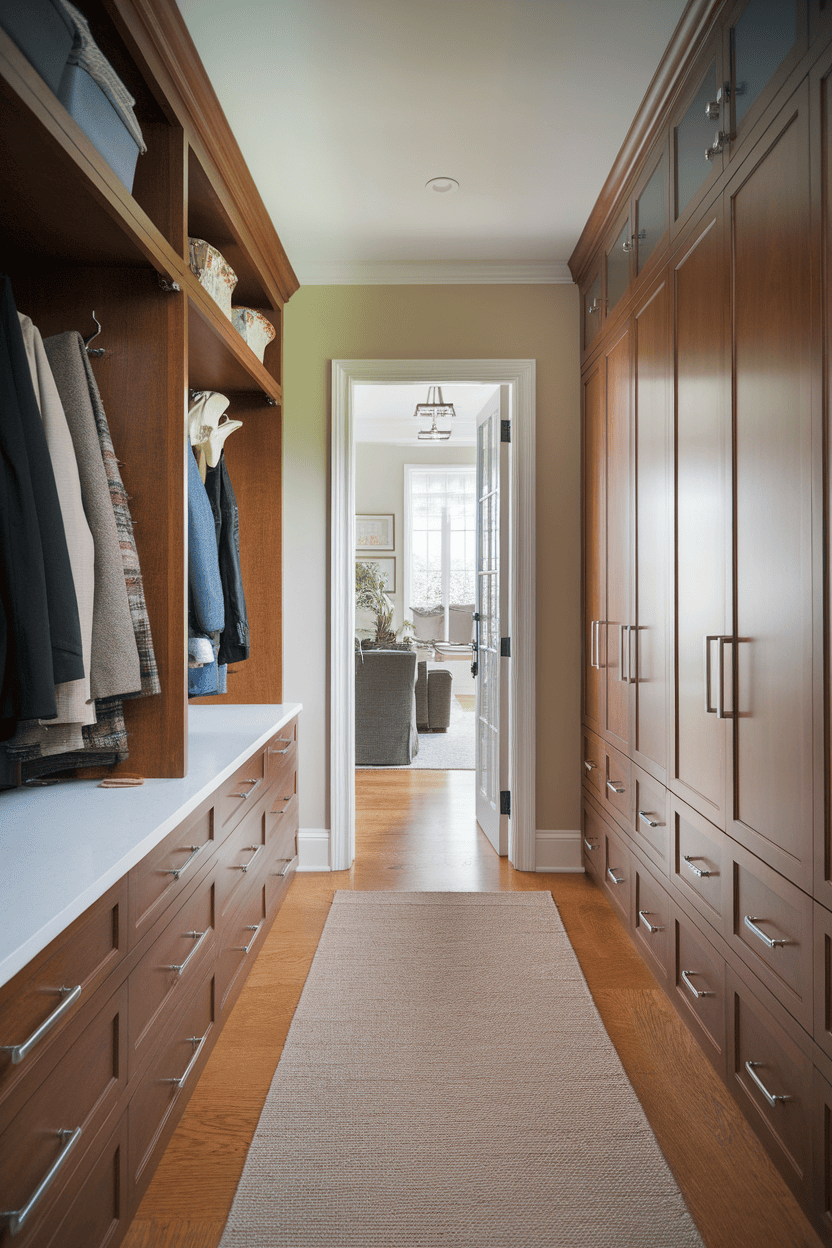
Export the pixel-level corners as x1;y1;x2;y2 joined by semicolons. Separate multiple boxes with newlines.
282;283;581;843
355;442;477;636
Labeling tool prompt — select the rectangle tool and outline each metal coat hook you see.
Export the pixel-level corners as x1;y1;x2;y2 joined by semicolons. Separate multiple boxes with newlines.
84;312;106;358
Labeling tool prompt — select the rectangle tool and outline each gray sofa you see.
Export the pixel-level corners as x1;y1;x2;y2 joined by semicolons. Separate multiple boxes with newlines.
355;649;419;765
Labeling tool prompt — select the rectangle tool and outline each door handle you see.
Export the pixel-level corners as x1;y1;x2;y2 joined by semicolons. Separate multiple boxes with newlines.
619;624;628;682
705;635;733;718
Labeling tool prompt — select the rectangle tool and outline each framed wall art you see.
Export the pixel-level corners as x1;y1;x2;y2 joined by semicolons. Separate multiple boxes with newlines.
356;514;394;551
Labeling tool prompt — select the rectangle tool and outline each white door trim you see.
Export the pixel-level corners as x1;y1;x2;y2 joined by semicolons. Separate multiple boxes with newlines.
330;358;537;872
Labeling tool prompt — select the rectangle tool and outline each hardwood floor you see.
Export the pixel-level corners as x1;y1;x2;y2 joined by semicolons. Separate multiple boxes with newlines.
124;770;823;1248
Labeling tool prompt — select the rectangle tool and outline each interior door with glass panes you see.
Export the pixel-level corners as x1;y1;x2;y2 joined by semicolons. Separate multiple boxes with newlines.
474;386;509;855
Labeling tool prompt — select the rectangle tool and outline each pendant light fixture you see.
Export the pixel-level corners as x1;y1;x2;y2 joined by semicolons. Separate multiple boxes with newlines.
414;385;455;440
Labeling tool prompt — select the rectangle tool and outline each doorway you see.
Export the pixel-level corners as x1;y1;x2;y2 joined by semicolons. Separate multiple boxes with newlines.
330;359;536;872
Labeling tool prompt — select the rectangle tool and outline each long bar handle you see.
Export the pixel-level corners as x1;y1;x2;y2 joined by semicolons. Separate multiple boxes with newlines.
0;1127;82;1235
683;854;711;878
638;810;659;828
589;620;598;670
268;740;292;756
744;915;788;949
166;843;203;880
238;844;264;874
276;858;295;878
704;635;719;713
745;1060;790;1106
166;929;209;976
718;635;733;719
681;969;713;998
607;867;625;885
638;910;664;934
1;985;82;1066
619;624;629;683
234;922;263;955
231;777;263;800
164;1031;209;1091
606;779;626;795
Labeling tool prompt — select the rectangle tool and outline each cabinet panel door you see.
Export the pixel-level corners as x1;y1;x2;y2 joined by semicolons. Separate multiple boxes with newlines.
582;359;605;737
725;0;806;163
729;84;817;890
632;276;670;778
603;326;632;752
671;207;732;827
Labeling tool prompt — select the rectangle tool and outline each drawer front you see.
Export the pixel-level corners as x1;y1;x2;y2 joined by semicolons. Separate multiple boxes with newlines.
215;801;269;921
581;799;604;881
128;804;214;949
671;907;727;1079
727;968;812;1201
603;742;633;829
632;769;670;873
581;728;604;799
128;873;216;1077
812;1067;832;1241
670;797;726;929
43;1113;129;1248
216;882;267;1015
0;981;128;1247
633;867;671;983
265;718;298;788
0;880;127;1117
729;845;813;1032
602;823;631;924
129;969;216;1207
215;749;267;841
266;787;299;862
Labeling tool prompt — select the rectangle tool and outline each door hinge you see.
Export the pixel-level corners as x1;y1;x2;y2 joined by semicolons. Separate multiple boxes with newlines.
501;419;511;443
500;637;511;658
500;790;511;816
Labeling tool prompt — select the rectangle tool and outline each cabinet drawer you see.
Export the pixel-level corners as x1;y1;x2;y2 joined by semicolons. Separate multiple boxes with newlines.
814;904;832;1064
812;1066;832;1241
215;801;269;921
581;728;604;800
128;803;214;949
671;907;727;1080
128;873;216;1078
215;749;267;841
632;769;669;873
727;967;812;1202
0;880;127;1120
728;844;813;1032
670;796;726;930
43;1113;128;1248
581;798;604;880
602;823;631;924
0;981;128;1247
129;969;216;1208
266;787;299;861
265;718;298;788
603;742;633;828
633;866;671;984
216;882;267;1016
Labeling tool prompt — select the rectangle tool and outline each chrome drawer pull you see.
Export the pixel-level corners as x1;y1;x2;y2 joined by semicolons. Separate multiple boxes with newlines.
234;922;263;955
606;780;626;795
238;845;264;873
165;1031;209;1091
276;859;293;878
269;739;292;756
0;1126;82;1234
166;929;209;976
681;969;713;998
744;915;788;949
745;1060;790;1106
607;868;624;885
584;759;596;772
683;855;711;878
231;777;262;800
274;794;294;815
583;837;597;852
638;910;664;934
638;810;659;829
166;843;203;880
1;985;82;1065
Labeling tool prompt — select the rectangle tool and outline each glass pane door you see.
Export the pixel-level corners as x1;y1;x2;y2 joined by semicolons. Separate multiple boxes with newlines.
675;58;722;219
636;149;668;273
606;217;632;314
732;0;797;127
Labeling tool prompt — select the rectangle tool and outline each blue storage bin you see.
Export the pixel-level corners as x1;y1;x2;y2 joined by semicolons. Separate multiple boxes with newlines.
0;0;74;94
57;62;140;192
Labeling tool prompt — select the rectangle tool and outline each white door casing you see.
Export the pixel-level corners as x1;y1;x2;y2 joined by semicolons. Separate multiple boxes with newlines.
330;359;536;872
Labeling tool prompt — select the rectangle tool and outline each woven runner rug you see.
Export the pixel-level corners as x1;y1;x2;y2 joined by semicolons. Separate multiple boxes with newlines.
218;892;704;1247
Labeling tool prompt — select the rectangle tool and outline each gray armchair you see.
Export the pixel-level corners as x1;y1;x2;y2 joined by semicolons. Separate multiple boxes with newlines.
355;649;419;765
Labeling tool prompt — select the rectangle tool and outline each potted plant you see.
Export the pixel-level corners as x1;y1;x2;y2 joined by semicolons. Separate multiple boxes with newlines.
356;561;413;648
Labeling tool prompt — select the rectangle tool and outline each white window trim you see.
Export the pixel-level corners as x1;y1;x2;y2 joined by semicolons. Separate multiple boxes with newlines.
403;463;476;642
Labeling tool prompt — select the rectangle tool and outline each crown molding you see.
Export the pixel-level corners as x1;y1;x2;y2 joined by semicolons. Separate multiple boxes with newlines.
295;260;573;286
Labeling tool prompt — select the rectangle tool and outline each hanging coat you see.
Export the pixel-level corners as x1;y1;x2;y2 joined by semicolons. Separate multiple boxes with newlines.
204;451;250;666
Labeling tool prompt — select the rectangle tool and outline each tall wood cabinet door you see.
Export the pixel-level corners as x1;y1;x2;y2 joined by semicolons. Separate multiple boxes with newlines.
728;82;820;893
631;275;671;781
603;325;632;754
671;205;732;829
582;358;605;737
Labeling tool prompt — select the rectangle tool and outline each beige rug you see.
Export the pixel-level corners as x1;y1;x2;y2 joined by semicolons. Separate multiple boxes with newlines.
219;892;704;1247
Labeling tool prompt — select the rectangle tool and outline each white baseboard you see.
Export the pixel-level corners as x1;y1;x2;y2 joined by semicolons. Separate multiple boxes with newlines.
535;830;584;873
296;829;332;872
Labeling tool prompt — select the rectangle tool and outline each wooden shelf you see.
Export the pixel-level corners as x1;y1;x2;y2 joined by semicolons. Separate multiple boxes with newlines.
186;273;281;402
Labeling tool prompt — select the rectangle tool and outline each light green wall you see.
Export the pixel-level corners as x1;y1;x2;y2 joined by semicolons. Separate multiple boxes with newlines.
282;283;581;838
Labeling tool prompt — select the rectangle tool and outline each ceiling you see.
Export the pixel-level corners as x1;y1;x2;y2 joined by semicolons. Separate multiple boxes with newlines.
354;383;498;444
177;0;688;284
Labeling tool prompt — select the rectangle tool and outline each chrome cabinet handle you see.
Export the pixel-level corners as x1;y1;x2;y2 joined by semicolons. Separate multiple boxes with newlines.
704;131;728;160
638;910;664;934
273;794;294;815
745;1060;790;1106
744;915;788;949
583;837;597;852
587;297;601;316
638;810;659;828
583;760;596;773
681;969;713;998
276;859;294;878
606;780;625;795
704;634;734;717
0;1126;82;1234
622;235;635;253
619;624;629;682
1;984;82;1066
164;1031;209;1091
238;844;264;874
165;843;203;880
269;739;292;756
166;929;209;976
232;777;263;800
607;868;624;885
683;854;711;878
589;620;598;670
234;922;263;955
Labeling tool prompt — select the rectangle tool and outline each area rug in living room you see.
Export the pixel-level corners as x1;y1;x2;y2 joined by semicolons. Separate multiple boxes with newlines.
218;892;703;1248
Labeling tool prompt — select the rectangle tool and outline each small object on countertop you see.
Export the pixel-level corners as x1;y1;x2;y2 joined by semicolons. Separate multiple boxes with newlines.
98;774;143;787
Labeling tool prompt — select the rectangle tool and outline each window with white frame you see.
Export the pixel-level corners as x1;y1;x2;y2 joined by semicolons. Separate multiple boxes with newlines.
404;464;476;642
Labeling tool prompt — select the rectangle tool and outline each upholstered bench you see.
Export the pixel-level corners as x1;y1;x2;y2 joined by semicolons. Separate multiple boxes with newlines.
415;660;453;732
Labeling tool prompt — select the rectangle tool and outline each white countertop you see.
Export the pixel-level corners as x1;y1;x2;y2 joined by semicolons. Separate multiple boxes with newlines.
0;704;301;989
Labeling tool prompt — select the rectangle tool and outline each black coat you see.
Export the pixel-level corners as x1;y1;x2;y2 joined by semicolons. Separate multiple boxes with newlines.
204;452;249;666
